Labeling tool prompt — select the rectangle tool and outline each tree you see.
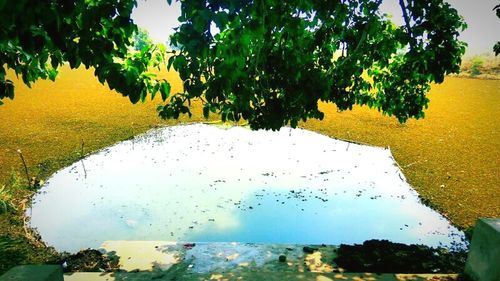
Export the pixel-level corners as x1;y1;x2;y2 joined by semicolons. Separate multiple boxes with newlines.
1;0;467;130
469;56;483;77
0;0;170;106
494;4;500;56
133;28;153;52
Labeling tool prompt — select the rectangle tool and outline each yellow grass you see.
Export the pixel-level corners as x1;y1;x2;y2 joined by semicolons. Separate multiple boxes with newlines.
301;78;500;228
0;66;211;184
0;66;499;229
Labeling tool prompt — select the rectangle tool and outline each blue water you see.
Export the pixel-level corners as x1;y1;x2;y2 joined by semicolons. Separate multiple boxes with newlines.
28;124;467;252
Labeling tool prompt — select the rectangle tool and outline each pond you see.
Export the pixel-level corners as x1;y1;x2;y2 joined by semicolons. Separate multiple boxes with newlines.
28;123;467;253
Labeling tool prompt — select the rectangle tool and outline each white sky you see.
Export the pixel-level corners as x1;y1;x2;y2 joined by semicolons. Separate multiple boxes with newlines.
132;0;181;43
132;0;500;56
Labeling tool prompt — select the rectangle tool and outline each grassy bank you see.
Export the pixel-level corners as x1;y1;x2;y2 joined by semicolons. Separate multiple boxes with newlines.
0;66;499;271
301;77;499;228
0;66;214;272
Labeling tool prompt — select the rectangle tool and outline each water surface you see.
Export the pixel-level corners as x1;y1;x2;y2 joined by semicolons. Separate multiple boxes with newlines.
29;124;466;252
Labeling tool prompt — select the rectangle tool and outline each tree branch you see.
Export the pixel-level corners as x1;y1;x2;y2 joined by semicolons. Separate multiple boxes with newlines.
352;0;383;55
344;0;383;59
398;0;415;49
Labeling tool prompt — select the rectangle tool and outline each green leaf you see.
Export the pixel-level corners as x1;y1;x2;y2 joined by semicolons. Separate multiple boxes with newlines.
48;68;58;81
150;82;160;100
160;81;171;101
203;103;210;118
0;200;7;214
129;92;140;104
5;81;14;99
167;56;175;71
172;55;187;71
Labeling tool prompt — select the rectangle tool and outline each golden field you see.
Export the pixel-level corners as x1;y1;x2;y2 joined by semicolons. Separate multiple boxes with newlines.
301;78;499;228
0;65;499;231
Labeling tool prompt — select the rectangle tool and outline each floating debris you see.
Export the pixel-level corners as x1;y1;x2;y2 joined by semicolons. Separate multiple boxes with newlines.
29;124;467;252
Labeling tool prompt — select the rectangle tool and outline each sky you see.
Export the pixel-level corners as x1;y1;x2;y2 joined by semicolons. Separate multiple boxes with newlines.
131;0;500;56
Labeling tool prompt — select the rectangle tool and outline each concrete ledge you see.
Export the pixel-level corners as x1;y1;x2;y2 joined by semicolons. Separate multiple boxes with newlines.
465;218;500;281
64;273;114;281
63;272;458;281
0;265;63;281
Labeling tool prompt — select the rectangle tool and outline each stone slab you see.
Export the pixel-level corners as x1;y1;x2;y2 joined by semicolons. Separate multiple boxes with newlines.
63;273;114;281
0;265;63;281
62;272;458;281
465;218;500;281
100;241;179;272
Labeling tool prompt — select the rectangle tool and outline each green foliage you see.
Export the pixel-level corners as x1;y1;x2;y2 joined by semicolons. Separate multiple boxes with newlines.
0;186;13;214
0;200;7;214
0;236;28;274
0;0;169;106
0;172;26;214
0;234;60;275
133;28;153;52
7;171;25;191
470;56;484;77
0;171;61;274
1;0;467;130
163;0;467;130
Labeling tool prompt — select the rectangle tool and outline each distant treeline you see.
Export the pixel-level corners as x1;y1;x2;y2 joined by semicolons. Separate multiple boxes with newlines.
456;54;500;79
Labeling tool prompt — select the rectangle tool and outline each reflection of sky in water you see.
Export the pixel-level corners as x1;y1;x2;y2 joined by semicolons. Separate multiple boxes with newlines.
28;124;467;253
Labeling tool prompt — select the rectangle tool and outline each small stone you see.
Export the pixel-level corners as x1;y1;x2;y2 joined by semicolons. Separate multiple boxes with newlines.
279;255;287;262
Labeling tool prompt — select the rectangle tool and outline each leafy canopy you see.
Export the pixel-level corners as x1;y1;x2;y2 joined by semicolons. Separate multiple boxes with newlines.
0;0;170;106
0;0;467;130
